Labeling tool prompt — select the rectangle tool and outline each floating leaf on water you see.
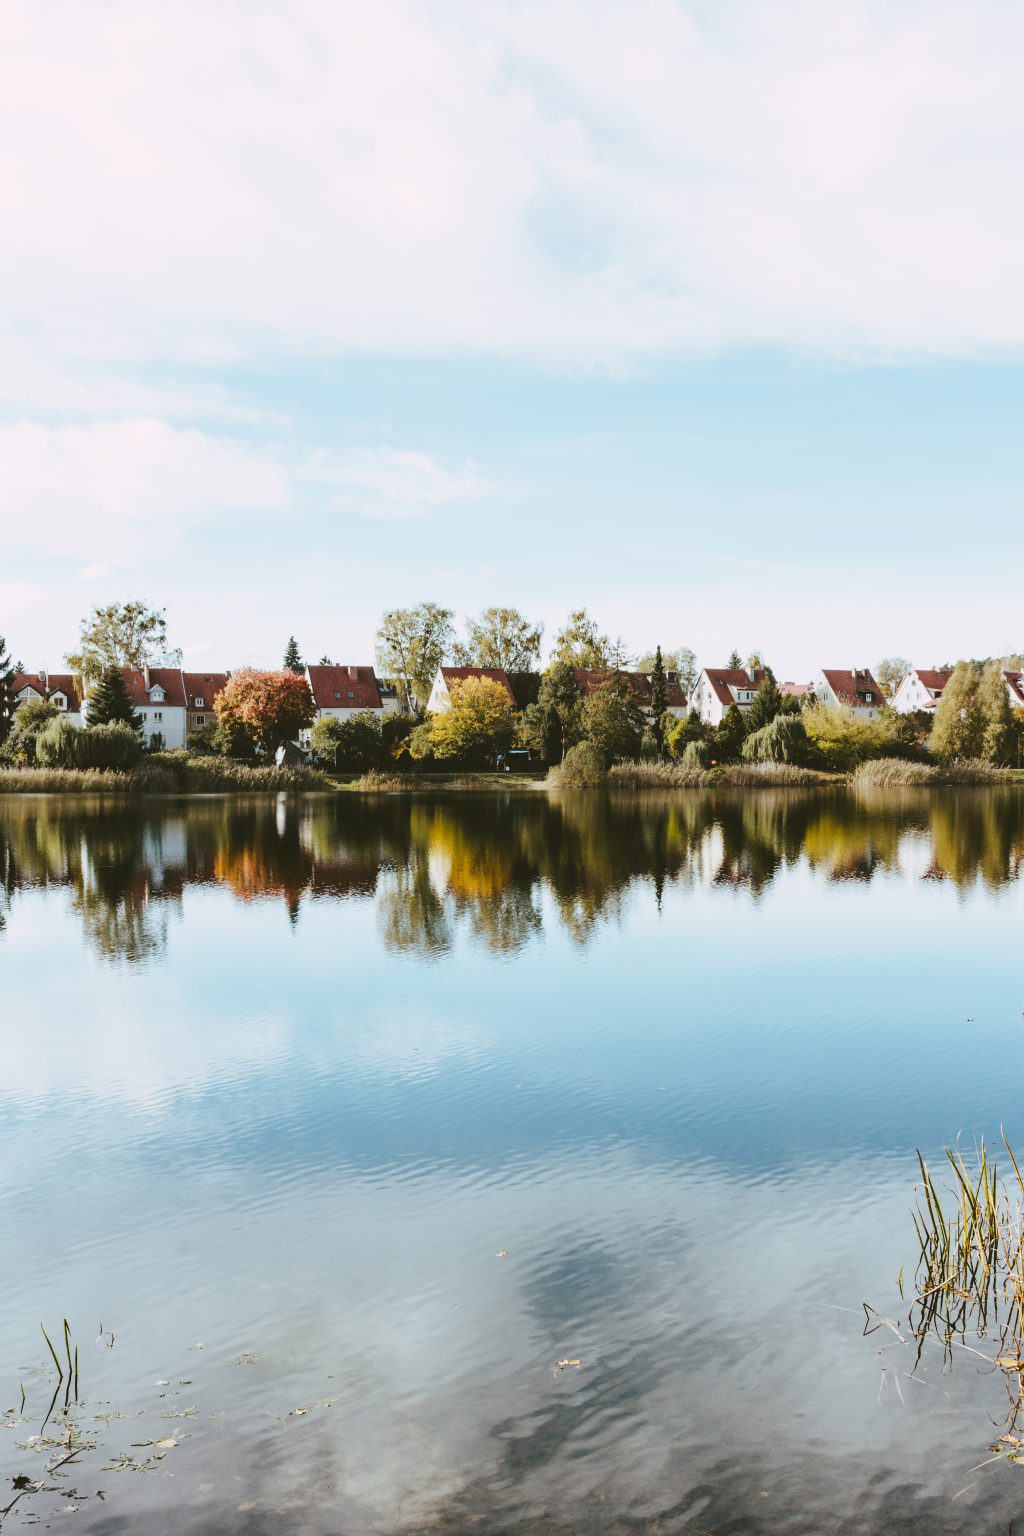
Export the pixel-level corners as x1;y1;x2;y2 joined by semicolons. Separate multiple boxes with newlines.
153;1437;178;1449
554;1358;581;1370
495;1250;509;1259
229;1352;263;1367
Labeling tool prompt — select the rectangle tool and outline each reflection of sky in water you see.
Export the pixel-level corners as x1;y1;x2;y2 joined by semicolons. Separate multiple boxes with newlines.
1;790;1024;1533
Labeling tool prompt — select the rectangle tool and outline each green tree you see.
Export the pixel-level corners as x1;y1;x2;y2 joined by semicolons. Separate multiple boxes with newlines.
76;722;143;769
876;657;911;697
519;662;582;763
714;704;748;762
454;607;543;671
375;602;455;712
36;717;80;768
310;711;383;771
1;698;57;763
746;667;783;731
650;646;667;752
66;600;180;687
0;634;16;745
979;661;1018;765
87;666;143;733
728;649;742;669
283;636;304;675
741;714;814;765
579;685;644;765
551;610;610;669
666;709;708;758
931;663;984;759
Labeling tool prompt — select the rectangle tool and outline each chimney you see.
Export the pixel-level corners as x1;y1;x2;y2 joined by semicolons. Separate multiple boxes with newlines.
348;665;357;679
143;665;151;689
746;664;756;683
38;667;47;687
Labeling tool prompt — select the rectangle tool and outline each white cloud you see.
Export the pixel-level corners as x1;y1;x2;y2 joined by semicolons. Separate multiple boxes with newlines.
2;0;1024;390
0;419;491;565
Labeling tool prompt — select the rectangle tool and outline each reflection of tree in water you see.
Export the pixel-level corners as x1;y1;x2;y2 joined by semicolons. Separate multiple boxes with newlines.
2;787;1024;962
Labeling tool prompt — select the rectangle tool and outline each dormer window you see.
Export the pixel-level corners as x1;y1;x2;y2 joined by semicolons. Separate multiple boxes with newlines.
865;691;873;703
150;686;165;702
334;690;341;699
195;696;204;708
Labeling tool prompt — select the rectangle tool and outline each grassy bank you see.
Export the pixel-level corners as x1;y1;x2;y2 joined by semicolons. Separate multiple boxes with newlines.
0;760;331;794
606;759;831;789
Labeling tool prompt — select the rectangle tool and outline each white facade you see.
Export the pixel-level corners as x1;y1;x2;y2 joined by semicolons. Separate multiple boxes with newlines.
14;677;84;729
135;686;187;750
689;667;762;726
812;669;883;721
889;670;949;715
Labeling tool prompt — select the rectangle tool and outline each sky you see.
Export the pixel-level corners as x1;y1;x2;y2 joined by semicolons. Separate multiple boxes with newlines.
2;0;1022;679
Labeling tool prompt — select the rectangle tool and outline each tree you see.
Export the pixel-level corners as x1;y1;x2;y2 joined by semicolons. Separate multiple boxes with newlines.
1;698;57;763
746;651;765;670
454;607;543;672
551;610;610;669
741;714;814;765
283;637;304;675
931;663;985;759
375;603;455;712
875;657;911;697
87;666;142;732
728;650;742;669
318;655;337;666
666;710;708;758
745;667;783;731
0;635;16;745
636;646;699;697
410;677;515;765
215;669;316;751
650;646;667;752
714;704;749;762
518;662;582;763
978;661;1018;765
66;600;180;686
579;685;644;765
36;717;80;768
310;711;383;772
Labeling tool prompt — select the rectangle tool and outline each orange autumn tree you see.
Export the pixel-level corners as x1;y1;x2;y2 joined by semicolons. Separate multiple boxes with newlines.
215;668;315;751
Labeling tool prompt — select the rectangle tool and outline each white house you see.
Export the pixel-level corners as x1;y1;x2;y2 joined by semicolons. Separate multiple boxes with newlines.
113;667;188;749
890;668;952;715
12;671;84;727
572;669;688;720
812;669;884;721
427;666;517;713
689;665;766;726
1005;671;1024;709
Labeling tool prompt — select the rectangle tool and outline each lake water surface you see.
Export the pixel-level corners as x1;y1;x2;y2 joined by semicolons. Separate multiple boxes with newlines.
2;788;1024;1534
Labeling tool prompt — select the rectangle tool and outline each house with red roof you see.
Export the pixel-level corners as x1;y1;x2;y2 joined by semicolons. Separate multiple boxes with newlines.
427;666;517;713
304;666;388;740
573;669;688;720
689;665;767;725
182;672;230;735
889;667;952;714
812;668;884;721
13;671;84;727
1005;670;1024;709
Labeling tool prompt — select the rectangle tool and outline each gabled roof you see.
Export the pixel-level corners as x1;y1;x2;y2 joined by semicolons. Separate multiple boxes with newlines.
13;672;82;712
1005;670;1024;706
307;664;383;711
780;681;811;698
438;666;516;704
820;668;883;707
573;669;687;709
182;672;229;711
701;667;767;707
119;667;187;708
912;668;953;693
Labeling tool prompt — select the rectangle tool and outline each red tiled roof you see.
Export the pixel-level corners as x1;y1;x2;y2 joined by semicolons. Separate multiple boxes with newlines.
703;667;767;707
439;666;517;704
821;669;883;707
118;667;187;708
780;681;811;698
182;672;229;711
307;664;382;711
13;672;82;712
913;668;953;693
1005;671;1024;706
573;669;687;709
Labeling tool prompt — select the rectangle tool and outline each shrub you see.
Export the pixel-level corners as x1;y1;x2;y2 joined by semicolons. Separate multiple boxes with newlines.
35;717;80;768
548;741;607;787
609;759;708;787
76;722;144;770
853;757;998;787
680;740;711;771
310;711;384;771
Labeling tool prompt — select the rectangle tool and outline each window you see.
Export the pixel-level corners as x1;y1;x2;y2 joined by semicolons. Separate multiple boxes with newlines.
334;690;341;699
347;690;354;699
153;711;163;722
195;696;204;708
865;692;873;703
196;714;205;725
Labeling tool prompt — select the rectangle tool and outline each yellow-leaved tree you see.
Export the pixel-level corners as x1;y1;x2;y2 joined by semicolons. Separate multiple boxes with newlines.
411;676;515;766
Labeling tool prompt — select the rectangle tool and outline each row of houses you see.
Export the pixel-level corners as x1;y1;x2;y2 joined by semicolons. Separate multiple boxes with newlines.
14;661;1024;749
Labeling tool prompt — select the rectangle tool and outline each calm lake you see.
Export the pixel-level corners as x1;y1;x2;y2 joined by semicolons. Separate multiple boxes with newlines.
2;788;1024;1534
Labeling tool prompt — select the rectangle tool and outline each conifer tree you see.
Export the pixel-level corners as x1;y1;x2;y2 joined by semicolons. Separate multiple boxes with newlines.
87;666;142;733
728;649;742;668
650;645;667;752
283;636;304;675
0;634;16;745
746;666;783;731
